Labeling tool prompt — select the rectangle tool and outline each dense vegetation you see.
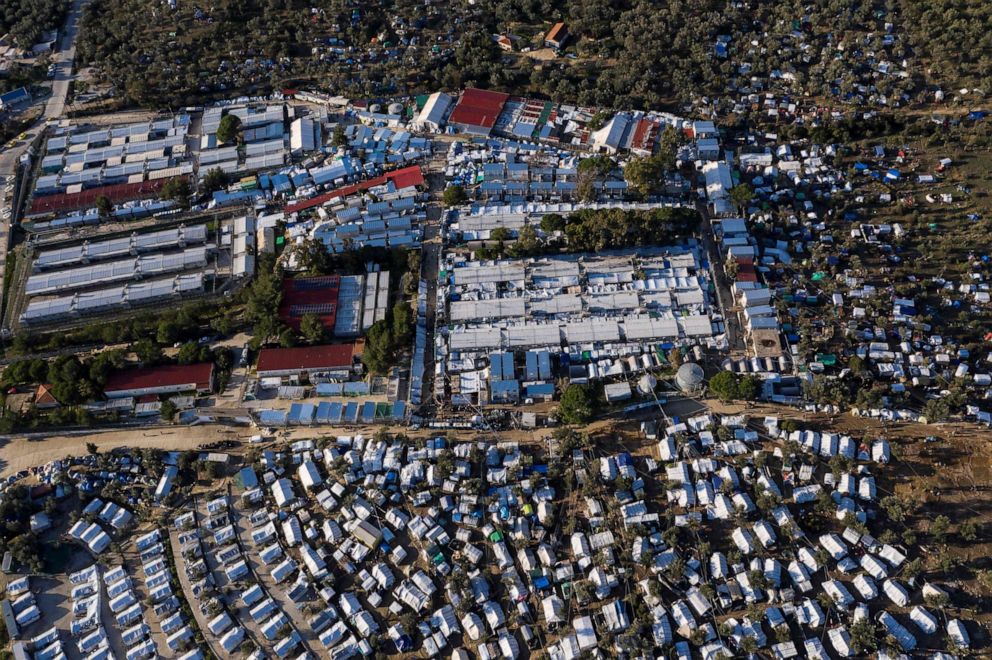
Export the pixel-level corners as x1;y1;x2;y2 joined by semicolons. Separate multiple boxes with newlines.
903;0;992;89
708;370;761;402
560;207;701;253
477;208;700;260
558;383;597;424
0;340;234;431
0;0;67;49
76;0;466;106
0;485;47;572
74;0;992;110
361;300;413;376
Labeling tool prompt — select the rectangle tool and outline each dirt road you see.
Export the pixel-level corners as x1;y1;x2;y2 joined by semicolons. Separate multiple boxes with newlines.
0;395;978;478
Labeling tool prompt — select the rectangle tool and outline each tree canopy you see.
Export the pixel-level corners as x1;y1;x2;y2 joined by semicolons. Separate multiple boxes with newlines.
201;167;228;193
443;185;468;207
0;0;67;49
299;313;325;345
708;371;760;402
75;0;992;111
559;384;597;425
161;177;192;209
216;114;242;144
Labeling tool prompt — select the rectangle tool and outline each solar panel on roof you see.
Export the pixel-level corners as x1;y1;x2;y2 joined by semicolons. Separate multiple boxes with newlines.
289;303;336;316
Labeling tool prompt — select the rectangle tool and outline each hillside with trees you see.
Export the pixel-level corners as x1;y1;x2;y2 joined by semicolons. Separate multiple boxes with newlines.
74;0;992;111
1;0;68;49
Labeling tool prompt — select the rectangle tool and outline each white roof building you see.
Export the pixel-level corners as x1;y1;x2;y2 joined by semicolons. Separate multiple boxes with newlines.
297;460;322;490
271;478;295;507
415;92;453;132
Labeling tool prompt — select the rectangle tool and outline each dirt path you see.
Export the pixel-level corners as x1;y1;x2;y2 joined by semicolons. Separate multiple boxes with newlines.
0;426;230;476
0;398;981;477
0;420;555;477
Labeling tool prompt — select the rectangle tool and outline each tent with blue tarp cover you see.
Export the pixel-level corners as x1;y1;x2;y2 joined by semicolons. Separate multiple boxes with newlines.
258;409;288;426
212;189;263;206
393;634;414;653
315;402;333;423
236;467;259;490
288;403;315;425
317;383;344;396
525;383;554;399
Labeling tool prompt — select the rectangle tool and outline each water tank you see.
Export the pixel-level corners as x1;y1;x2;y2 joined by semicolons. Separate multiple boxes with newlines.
369;103;382;113
637;374;657;395
387;102;404;115
675;362;705;393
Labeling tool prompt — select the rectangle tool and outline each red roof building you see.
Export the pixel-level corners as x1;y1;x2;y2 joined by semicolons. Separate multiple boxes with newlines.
104;363;215;399
34;384;60;409
27;177;181;217
630;119;661;156
544;22;569;49
256;343;360;380
448;88;510;136
283;165;424;214
279;276;341;331
735;258;759;283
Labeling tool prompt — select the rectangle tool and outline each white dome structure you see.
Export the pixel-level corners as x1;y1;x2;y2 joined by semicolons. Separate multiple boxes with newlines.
675;362;705;393
637;374;657;395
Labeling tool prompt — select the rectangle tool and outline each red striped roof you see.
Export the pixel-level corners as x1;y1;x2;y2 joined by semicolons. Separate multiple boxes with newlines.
104;363;214;394
256;343;357;374
449;88;510;131
631;119;660;152
28;177;180;216
279;276;341;331
735;261;758;283
283;165;424;214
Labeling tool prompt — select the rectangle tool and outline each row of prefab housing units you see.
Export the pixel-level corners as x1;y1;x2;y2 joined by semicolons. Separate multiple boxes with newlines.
33;106;300;203
19;217;256;326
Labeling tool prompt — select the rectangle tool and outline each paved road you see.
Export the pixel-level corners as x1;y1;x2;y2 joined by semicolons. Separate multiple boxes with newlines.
695;198;746;356
414;143;450;414
45;0;86;119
